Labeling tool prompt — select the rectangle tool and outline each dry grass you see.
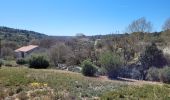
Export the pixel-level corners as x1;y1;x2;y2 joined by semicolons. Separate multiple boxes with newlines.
0;67;169;99
0;67;127;99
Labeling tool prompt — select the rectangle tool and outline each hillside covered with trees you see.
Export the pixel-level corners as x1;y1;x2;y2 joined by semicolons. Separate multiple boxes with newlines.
0;26;47;45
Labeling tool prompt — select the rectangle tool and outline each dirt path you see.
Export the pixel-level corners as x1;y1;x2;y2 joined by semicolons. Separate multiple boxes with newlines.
98;76;163;85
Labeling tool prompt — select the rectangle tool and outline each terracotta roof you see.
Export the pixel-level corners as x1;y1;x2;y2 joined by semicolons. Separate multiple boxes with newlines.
15;45;38;52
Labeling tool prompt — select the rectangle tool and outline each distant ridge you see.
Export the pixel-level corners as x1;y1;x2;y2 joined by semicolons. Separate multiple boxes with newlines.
0;26;48;45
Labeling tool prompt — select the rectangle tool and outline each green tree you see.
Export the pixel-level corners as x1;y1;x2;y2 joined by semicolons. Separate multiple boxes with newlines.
99;52;123;78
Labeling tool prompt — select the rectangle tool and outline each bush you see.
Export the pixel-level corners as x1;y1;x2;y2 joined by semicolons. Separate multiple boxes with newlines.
81;59;97;76
99;52;123;78
159;67;170;83
140;43;167;69
16;59;27;65
146;67;160;81
29;55;49;69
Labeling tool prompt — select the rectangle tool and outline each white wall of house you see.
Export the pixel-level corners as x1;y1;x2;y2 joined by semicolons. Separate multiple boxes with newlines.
15;47;39;58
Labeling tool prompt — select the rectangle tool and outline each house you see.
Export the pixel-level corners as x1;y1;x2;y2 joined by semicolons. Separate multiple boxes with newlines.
15;45;39;58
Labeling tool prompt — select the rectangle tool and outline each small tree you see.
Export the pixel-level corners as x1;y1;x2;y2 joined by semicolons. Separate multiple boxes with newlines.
140;43;167;80
49;43;72;66
81;59;97;76
127;17;152;33
99;52;123;78
29;55;49;69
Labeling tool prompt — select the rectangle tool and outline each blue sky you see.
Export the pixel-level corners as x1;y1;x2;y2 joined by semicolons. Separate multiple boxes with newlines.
0;0;170;36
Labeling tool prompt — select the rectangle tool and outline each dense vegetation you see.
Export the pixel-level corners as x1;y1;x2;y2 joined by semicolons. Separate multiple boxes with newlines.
0;26;47;45
1;21;170;82
0;17;170;99
139;43;167;80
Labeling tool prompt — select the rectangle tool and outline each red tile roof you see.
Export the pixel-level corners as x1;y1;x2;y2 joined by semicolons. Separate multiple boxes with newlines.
15;45;38;52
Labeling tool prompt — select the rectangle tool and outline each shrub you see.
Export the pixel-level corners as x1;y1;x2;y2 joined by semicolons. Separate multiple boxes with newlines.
16;58;27;65
81;59;97;76
146;67;160;81
159;67;170;83
139;43;167;80
29;55;49;69
140;43;167;69
99;52;123;78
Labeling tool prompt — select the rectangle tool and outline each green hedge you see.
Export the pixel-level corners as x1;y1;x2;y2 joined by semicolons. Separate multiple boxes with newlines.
29;55;49;69
81;59;97;76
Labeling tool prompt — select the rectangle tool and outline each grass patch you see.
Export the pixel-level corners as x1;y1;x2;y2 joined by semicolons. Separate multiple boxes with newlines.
101;84;170;100
0;67;33;86
0;67;169;99
0;67;126;99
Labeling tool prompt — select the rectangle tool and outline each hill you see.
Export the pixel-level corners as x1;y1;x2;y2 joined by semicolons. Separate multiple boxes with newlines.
0;26;48;45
